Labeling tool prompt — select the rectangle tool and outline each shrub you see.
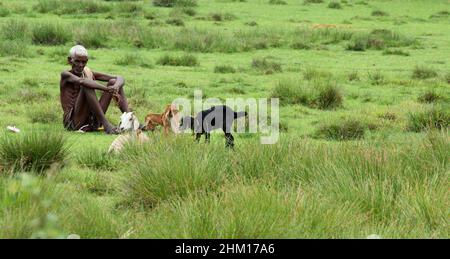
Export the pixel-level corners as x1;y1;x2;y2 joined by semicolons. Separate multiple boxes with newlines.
407;106;449;132
378;112;397;121
251;57;282;74
0;131;68;174
445;72;450;84
115;2;143;15
346;35;367;51
328;2;342;9
315;119;366;140
412;66;438;80
34;0;61;13
157;53;199;66
32;23;71;46
214;65;236;73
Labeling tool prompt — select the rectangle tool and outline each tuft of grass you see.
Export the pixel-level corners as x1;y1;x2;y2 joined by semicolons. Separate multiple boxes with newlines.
157;53;199;66
372;10;389;17
1;19;30;42
328;1;342;9
269;0;287;5
251;57;282;74
412;66;438;80
368;70;385;85
418;91;443;104
166;18;185;26
445;72;450;84
303;67;332;81
348;70;360;81
74;22;110;49
153;0;198;7
27;105;59;124
0;131;68;174
119;138;230;207
214;65;236;73
271;78;342;109
114;53;153;68
209;12;237;21
315;119;366;140
0;40;30;57
313;82;343;110
303;0;324;4
0;174;67;238
76;148;117;171
383;48;410;56
407;106;449;132
32;23;71;46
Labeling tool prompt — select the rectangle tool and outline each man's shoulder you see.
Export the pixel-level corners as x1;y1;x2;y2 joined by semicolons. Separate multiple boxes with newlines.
61;70;72;78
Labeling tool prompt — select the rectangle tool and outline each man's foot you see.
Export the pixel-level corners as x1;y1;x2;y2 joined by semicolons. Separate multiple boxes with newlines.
104;125;120;135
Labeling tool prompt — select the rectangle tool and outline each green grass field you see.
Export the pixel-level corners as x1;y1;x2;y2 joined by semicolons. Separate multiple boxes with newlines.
0;0;449;238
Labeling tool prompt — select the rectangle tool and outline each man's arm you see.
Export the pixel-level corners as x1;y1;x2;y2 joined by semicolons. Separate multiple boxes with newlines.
61;71;113;92
92;71;125;90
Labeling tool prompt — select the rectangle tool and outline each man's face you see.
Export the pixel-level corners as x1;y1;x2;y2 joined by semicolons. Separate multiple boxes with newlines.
68;55;88;75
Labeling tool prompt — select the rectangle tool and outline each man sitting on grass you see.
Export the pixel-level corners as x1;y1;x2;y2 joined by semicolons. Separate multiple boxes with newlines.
60;45;129;134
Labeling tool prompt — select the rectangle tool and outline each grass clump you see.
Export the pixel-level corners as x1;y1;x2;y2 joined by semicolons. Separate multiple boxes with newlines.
27;105;59;124
368;70;385;85
372;10;388;17
119;138;229;207
407;106;449;132
166;18;185;26
114;53;153;68
328;1;342;9
412;66;438;80
418;91;443;104
348;70;360;81
74;22;110;49
313;83;343;110
269;0;288;5
271;78;343;109
153;0;198;7
209;12;237;21
383;48;410;56
251;57;282;74
157;53;199;66
76;148;117;171
32;23;71;46
303;0;324;4
214;65;236;73
0;131;68;174
315;119;366;140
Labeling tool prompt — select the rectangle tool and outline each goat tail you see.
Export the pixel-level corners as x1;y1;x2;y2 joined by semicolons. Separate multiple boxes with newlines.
234;111;248;119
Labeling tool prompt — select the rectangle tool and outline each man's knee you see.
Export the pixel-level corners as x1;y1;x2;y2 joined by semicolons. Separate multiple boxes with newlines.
108;79;116;86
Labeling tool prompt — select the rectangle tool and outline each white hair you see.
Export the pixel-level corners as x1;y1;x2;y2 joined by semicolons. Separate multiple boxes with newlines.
69;45;88;59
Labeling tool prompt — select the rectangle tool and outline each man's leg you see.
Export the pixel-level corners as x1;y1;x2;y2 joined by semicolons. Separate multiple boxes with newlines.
73;86;117;134
99;79;130;114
